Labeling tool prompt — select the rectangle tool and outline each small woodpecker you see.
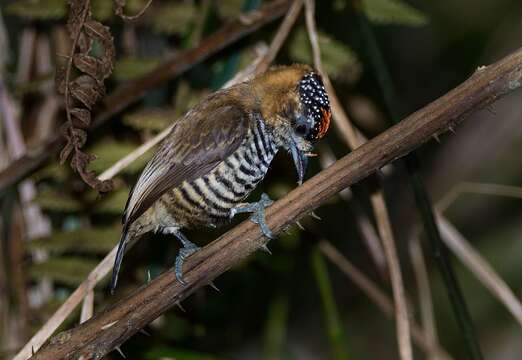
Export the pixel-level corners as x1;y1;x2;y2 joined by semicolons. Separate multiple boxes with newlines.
110;64;331;293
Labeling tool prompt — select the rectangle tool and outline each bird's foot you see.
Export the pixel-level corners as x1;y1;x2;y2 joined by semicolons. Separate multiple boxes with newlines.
230;193;275;239
164;227;200;285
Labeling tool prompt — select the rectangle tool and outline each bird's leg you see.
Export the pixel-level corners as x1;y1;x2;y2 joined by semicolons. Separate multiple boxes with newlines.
163;227;199;285
230;193;275;239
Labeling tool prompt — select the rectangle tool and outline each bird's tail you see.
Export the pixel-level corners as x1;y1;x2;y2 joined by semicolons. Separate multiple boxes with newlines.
110;222;132;294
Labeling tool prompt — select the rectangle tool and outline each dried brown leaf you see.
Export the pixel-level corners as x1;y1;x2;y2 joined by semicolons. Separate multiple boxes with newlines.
70;108;91;128
69;75;104;109
73;54;104;80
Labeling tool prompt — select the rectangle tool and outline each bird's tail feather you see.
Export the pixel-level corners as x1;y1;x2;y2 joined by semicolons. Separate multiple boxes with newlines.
110;223;131;294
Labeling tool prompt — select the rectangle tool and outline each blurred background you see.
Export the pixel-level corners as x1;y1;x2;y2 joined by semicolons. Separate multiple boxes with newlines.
1;0;521;359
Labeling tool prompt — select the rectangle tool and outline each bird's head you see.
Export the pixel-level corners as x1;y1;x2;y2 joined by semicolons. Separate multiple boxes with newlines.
253;65;331;184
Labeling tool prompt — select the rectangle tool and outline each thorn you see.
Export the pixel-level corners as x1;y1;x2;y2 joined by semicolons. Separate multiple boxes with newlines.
486;105;497;115
433;134;440;143
260;244;272;255
208;281;220;292
139;328;151;336
115;346;126;358
147;269;151;283
448;125;456;134
175;301;186;312
310;211;322;220
296;220;305;230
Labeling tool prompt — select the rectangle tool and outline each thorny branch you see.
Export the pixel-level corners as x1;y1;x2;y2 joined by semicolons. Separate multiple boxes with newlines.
32;47;522;359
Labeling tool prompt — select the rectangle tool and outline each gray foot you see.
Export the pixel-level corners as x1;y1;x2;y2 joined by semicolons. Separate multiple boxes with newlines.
230;193;275;239
164;227;200;285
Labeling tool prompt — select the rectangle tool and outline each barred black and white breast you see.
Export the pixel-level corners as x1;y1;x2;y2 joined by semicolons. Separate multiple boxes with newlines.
155;116;278;229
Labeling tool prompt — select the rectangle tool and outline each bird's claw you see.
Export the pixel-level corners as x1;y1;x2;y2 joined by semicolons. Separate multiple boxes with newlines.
231;193;275;239
167;230;200;286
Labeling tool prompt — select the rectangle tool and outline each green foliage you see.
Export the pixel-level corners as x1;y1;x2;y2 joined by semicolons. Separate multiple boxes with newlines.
5;0;67;20
33;163;70;182
94;187;130;214
123;109;176;132
91;0;114;21
87;140;152;174
28;257;99;286
29;227;119;254
152;2;196;35
33;188;83;212
311;247;350;360
362;0;428;26
217;0;245;18
263;292;290;359
113;57;161;81
289;27;361;82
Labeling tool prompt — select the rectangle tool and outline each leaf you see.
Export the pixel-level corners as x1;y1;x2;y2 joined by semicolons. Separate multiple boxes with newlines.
5;0;67;20
91;0;114;21
69;75;105;110
152;3;196;35
32;163;71;182
29;227;120;254
123;109;174;132
94;188;130;214
218;0;244;18
28;257;99;286
113;57;161;81
362;0;428;26
289;27;362;83
87;141;153;174
33;189;83;212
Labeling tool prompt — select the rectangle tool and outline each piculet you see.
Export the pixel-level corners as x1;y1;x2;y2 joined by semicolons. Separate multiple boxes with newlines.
110;64;331;293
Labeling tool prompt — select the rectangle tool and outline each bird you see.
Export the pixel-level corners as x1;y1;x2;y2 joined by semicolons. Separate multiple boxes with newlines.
110;64;331;293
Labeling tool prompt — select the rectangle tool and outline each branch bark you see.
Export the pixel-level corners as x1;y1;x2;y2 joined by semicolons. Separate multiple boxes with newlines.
0;0;292;194
32;47;522;359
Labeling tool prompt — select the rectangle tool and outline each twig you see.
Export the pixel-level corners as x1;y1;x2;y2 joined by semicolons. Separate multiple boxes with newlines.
409;236;440;359
318;145;387;276
12;247;118;360
79;291;94;324
355;7;484;358
253;0;303;75
31;46;522;359
369;192;412;360
304;1;412;358
0;0;293;194
436;215;522;325
319;240;451;360
438;181;522;213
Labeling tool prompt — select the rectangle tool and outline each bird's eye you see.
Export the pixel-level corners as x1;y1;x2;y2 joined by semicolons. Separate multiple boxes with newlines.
295;124;308;136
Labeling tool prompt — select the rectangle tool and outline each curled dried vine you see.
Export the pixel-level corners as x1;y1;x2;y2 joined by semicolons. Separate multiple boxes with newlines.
56;0;115;192
114;0;154;21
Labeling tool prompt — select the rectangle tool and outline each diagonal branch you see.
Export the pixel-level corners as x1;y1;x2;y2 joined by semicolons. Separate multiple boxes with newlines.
31;47;522;359
0;0;293;194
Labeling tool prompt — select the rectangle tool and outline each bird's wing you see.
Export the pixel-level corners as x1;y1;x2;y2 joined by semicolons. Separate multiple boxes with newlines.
123;103;250;225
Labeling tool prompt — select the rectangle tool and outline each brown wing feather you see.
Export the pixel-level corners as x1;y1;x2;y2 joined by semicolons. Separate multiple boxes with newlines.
124;103;250;225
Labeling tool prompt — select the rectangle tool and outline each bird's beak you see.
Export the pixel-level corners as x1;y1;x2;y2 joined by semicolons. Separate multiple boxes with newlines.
290;140;308;185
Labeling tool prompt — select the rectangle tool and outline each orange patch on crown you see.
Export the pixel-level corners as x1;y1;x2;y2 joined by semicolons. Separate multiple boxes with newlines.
318;108;331;139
